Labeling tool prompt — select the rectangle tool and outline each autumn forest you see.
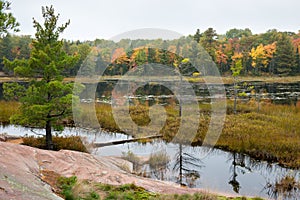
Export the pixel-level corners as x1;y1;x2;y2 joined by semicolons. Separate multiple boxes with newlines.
1;28;300;77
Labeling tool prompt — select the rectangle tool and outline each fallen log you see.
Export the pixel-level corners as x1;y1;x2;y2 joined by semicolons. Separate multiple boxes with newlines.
93;134;163;148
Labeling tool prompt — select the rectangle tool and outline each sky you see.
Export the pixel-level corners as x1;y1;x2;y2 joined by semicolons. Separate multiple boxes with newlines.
10;0;300;41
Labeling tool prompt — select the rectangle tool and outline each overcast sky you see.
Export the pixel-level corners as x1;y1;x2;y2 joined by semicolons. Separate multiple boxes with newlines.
10;0;300;41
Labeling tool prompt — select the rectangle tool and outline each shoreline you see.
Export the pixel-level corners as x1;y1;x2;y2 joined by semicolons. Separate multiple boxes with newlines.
0;141;263;200
0;75;300;84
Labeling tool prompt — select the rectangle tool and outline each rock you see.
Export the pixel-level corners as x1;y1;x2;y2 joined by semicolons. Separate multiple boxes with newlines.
0;133;22;142
0;136;6;142
0;141;220;200
0;142;63;200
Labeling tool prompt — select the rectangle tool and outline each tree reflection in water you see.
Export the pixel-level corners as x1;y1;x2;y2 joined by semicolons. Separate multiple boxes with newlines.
173;143;203;187
228;152;252;193
148;150;170;180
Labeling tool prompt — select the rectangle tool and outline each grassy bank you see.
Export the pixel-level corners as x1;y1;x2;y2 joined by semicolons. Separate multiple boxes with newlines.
189;75;300;84
55;176;263;200
1;100;300;168
1;75;300;84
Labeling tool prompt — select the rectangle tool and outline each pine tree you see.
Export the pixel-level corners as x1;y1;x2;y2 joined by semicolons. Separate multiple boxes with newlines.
193;29;201;43
200;28;218;61
295;46;300;74
4;6;79;149
274;33;295;75
0;0;19;36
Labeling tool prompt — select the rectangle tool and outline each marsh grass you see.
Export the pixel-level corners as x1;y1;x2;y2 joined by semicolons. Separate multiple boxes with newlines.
274;175;300;197
218;101;300;168
1;99;300;168
22;135;89;153
91;101;300;168
0;101;20;125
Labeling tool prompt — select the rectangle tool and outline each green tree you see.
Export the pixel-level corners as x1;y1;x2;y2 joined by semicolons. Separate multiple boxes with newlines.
0;35;32;73
0;1;19;36
274;33;295;75
200;28;218;61
4;6;79;150
295;47;300;73
68;43;91;76
193;28;201;43
0;34;13;72
226;28;252;39
231;59;243;114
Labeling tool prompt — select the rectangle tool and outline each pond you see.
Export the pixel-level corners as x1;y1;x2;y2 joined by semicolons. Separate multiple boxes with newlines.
81;81;300;105
1;81;300;105
1;125;299;200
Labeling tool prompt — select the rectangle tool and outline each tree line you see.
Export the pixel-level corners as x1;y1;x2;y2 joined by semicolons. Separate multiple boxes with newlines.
1;28;300;77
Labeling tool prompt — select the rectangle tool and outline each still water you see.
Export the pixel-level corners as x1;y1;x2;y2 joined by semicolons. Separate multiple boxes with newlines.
1;125;299;200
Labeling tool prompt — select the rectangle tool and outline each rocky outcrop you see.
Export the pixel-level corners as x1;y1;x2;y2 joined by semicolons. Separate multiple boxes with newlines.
0;142;63;200
0;141;221;200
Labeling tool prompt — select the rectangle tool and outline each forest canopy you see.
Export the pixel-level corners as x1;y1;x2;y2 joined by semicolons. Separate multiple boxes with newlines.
1;28;300;77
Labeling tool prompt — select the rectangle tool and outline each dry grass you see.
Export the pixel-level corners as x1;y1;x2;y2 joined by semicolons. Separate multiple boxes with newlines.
91;101;300;168
1;99;300;168
1;75;300;84
22;135;89;153
218;101;300;168
0;101;20;125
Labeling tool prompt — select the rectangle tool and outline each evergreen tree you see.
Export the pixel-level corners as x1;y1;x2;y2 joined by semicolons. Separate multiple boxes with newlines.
200;28;218;61
4;6;79;149
193;28;201;43
295;47;300;74
0;1;19;36
273;33;295;75
0;34;12;72
226;28;252;39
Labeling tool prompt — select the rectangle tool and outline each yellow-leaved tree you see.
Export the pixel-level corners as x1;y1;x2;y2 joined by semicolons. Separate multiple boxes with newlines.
250;43;276;74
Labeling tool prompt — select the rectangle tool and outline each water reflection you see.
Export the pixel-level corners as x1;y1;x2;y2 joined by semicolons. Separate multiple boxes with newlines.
1;125;299;199
173;144;202;187
147;150;170;180
90;81;300;105
264;174;300;199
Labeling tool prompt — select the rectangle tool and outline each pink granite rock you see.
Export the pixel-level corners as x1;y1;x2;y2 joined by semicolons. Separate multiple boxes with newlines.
0;141;226;200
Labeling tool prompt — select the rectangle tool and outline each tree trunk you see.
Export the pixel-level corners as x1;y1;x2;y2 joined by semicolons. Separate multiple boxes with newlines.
257;89;261;113
233;80;237;114
179;143;183;185
46;119;53;150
